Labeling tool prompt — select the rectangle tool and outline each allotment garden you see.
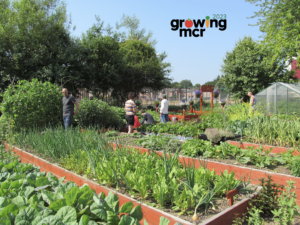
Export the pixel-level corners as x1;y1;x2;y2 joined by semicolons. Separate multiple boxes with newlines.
1;80;300;224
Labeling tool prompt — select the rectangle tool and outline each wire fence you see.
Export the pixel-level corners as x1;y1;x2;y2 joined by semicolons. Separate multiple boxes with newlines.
75;86;235;107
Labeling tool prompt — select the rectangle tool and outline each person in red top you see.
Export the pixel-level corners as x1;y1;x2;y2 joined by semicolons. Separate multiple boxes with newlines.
133;109;141;129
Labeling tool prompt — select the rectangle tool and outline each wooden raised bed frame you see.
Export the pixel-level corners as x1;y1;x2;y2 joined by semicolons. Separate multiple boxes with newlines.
227;140;300;156
106;142;300;206
3;142;261;225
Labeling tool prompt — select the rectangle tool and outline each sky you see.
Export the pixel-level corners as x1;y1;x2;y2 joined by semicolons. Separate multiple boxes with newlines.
65;0;263;86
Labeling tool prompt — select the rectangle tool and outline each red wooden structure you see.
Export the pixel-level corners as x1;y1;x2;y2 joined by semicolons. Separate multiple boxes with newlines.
188;85;214;115
155;107;199;121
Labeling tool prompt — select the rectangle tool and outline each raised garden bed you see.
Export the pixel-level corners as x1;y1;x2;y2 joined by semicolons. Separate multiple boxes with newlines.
2;142;191;225
155;107;199;121
110;133;295;176
168;114;199;122
3;142;261;225
105;141;300;206
0;150;155;225
227;140;300;156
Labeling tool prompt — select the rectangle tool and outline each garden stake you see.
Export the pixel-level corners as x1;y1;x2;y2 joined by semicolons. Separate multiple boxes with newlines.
226;189;238;206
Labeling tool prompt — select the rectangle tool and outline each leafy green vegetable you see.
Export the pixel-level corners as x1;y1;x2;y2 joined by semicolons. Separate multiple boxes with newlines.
0;147;149;225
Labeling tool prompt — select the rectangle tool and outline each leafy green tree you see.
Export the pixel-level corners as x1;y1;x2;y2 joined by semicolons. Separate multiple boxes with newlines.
116;14;157;46
0;0;87;97
163;80;172;87
246;0;300;65
203;76;221;87
81;19;122;100
112;40;171;105
194;83;201;88
180;79;193;88
170;82;181;88
221;36;293;100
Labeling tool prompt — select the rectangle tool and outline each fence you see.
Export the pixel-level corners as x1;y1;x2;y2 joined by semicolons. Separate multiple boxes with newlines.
75;86;234;108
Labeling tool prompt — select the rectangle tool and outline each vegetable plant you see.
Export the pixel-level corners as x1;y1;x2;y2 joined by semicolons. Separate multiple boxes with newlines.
9;129;250;217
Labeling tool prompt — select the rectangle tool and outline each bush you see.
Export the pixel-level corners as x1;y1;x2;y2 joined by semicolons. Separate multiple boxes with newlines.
75;99;125;130
0;115;10;141
169;105;182;110
0;79;63;132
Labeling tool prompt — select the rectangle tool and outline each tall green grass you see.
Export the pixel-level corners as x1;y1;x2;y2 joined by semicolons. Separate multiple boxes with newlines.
14;126;112;163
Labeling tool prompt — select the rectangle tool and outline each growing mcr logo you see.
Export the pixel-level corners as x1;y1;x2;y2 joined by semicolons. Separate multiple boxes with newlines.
171;14;227;37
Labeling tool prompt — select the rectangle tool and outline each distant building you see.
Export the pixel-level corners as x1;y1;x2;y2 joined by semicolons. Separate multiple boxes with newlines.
291;60;300;79
286;57;300;79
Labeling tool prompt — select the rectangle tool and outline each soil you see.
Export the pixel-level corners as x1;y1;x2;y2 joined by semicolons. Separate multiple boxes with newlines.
5;142;259;225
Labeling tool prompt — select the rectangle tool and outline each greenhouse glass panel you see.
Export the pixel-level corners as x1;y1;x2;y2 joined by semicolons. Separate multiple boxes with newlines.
276;83;288;115
255;82;300;116
266;84;276;115
286;86;300;116
255;89;267;113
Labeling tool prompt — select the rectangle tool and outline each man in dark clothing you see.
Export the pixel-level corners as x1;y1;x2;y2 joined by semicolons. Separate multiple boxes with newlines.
140;109;155;125
62;88;79;129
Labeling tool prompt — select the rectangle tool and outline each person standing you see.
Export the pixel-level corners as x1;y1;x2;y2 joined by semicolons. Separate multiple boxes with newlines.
62;88;79;130
140;109;155;125
248;92;257;113
160;94;169;123
124;92;137;133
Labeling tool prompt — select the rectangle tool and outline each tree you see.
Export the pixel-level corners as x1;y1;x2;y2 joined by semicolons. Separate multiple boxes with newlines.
116;14;157;46
163;80;172;87
194;83;201;88
112;40;171;105
203;76;221;86
0;0;87;97
246;0;300;66
221;36;294;100
81;19;122;100
170;82;181;88
180;79;193;88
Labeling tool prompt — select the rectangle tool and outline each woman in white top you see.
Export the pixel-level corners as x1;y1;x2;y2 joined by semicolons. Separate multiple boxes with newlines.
160;94;169;123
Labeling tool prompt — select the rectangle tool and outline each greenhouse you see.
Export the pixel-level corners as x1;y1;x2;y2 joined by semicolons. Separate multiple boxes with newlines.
255;82;300;115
